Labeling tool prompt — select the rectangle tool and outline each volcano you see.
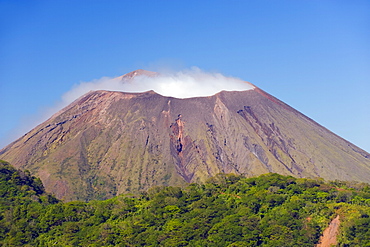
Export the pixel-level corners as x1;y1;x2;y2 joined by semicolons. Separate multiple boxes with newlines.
1;70;370;201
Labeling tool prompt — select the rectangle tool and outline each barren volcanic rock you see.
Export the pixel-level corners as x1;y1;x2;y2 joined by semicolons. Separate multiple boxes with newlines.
1;70;370;201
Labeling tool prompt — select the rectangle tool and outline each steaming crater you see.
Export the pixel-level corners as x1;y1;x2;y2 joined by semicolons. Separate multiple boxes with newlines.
62;67;254;103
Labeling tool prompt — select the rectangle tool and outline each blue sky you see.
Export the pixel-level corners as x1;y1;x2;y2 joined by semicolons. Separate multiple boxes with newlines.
0;0;369;152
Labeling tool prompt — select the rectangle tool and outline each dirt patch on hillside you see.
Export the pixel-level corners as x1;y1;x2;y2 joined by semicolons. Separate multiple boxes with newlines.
316;215;340;247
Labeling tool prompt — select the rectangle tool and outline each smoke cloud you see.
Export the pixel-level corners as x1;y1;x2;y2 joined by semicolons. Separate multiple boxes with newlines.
62;67;254;104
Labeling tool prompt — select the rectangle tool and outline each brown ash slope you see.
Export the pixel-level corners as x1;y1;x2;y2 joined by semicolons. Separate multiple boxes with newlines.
1;73;370;201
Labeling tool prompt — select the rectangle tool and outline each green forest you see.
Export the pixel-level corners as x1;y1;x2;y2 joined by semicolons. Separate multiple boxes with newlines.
1;160;369;246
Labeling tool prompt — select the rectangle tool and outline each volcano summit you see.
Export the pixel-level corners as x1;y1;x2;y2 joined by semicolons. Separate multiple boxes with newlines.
1;70;369;201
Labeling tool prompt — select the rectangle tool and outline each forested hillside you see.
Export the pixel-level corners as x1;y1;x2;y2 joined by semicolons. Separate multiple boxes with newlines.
1;160;369;246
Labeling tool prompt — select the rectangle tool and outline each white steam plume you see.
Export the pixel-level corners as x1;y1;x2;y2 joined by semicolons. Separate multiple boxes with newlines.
62;67;254;104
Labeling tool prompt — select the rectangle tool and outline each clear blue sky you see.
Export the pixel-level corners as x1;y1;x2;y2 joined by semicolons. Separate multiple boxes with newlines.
1;0;369;152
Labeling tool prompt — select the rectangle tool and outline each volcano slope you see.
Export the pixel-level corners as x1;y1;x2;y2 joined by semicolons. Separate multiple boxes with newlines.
1;77;370;201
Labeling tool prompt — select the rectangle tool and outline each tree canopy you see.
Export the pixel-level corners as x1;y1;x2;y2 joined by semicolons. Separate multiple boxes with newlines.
1;160;369;246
